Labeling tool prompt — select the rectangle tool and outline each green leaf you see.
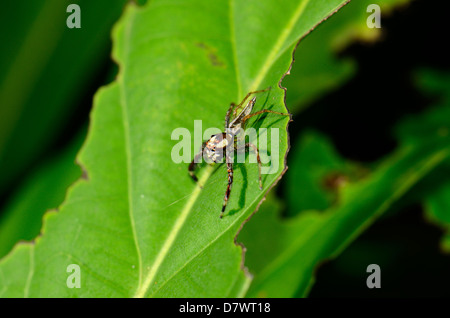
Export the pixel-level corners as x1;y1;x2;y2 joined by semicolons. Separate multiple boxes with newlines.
285;130;367;215
0;0;127;194
396;69;450;145
240;131;450;297
425;183;450;253
0;131;84;258
0;0;349;297
240;67;450;297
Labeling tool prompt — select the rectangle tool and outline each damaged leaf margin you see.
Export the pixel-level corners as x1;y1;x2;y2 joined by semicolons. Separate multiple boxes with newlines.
0;0;351;298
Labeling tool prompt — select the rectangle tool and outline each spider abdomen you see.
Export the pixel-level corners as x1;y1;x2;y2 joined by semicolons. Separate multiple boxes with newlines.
188;87;290;218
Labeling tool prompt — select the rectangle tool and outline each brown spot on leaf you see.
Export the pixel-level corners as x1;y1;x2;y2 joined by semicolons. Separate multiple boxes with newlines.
81;167;89;180
196;42;225;67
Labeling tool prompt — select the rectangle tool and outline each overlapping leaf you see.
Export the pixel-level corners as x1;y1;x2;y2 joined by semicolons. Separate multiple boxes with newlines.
240;67;450;297
0;0;349;297
240;129;450;297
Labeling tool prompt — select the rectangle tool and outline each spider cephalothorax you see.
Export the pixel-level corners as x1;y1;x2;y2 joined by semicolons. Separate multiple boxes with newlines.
189;87;290;218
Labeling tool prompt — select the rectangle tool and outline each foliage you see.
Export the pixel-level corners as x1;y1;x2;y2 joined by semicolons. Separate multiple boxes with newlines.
0;0;448;298
0;0;348;297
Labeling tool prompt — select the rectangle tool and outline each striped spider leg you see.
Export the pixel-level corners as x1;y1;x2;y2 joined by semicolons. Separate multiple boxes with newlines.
188;87;290;218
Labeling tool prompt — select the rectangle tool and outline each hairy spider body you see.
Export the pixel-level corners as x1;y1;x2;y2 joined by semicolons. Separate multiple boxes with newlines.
204;133;230;163
189;88;290;218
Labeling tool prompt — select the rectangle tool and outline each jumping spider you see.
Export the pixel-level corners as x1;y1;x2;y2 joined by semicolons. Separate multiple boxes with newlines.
188;87;290;218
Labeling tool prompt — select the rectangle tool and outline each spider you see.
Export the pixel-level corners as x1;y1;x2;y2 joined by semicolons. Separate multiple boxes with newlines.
188;87;290;218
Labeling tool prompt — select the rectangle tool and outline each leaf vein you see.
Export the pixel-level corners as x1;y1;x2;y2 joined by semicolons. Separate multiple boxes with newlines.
24;246;34;298
119;8;144;294
249;0;310;92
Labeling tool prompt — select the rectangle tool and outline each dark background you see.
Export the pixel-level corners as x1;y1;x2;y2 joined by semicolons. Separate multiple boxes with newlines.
293;0;450;297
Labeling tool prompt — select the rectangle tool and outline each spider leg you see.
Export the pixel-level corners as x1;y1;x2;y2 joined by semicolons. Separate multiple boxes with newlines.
225;102;237;127
234;87;271;115
188;141;206;183
220;155;233;218
233;105;239;118
238;87;271;107
241;109;290;127
226;87;272;128
245;142;263;190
